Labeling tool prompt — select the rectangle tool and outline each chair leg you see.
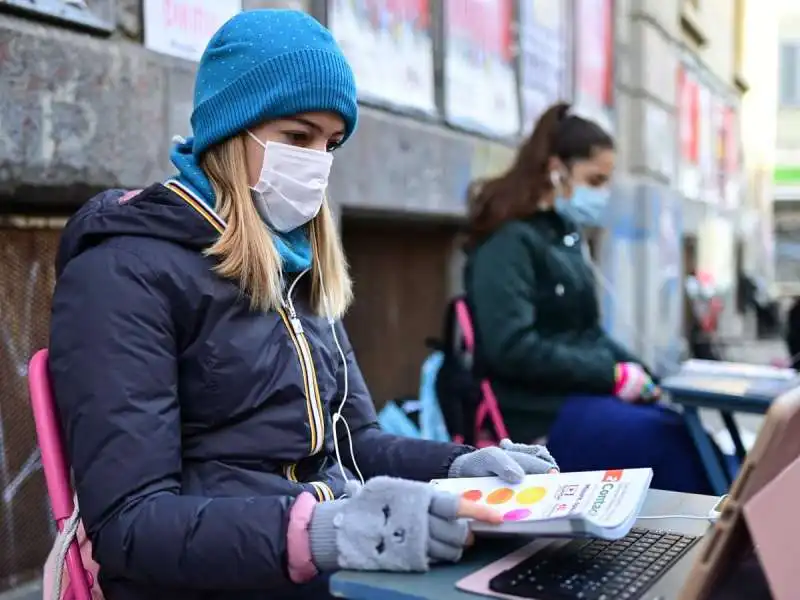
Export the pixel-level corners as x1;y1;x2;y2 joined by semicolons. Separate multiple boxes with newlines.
720;411;747;463
480;382;509;441
682;406;729;496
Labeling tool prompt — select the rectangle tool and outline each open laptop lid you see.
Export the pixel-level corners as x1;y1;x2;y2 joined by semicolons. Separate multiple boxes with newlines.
679;387;800;600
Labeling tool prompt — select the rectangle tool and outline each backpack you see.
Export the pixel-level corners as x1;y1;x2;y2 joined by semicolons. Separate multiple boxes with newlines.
377;352;451;442
432;297;508;447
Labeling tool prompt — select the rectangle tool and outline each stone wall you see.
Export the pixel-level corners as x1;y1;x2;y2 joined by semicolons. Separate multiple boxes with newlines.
0;0;515;215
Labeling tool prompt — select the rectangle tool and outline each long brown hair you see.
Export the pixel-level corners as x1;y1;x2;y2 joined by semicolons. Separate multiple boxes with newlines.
466;102;614;247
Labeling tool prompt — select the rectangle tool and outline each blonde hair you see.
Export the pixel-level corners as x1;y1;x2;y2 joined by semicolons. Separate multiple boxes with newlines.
201;133;353;318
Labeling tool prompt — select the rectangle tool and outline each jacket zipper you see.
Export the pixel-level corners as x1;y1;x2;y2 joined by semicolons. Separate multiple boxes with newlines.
282;464;334;501
163;182;334;501
281;270;325;455
280;270;334;501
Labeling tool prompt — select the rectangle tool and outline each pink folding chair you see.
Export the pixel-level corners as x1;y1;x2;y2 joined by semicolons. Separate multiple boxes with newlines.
28;349;99;600
452;299;509;447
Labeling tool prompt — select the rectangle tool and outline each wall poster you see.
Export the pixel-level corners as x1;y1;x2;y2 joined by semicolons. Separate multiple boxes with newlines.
443;0;520;137
518;0;570;133
328;0;437;114
573;0;614;132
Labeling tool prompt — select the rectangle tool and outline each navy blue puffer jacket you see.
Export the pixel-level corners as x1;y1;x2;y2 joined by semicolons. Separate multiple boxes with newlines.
48;183;469;599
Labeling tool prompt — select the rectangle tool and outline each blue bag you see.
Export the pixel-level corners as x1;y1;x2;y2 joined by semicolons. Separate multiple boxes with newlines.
377;352;450;442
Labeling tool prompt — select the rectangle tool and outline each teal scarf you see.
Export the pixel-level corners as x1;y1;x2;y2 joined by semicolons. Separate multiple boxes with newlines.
169;137;312;272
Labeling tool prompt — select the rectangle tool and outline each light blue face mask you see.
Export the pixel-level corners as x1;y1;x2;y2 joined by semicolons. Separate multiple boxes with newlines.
555;185;611;227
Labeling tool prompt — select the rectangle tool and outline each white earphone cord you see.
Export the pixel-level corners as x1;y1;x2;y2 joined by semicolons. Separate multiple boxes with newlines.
637;514;712;520
313;261;365;488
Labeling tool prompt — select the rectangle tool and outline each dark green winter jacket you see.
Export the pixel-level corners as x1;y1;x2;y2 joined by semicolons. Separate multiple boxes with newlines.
464;210;642;441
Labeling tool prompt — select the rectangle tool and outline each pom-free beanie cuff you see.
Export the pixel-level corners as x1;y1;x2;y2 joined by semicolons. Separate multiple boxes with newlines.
191;46;358;157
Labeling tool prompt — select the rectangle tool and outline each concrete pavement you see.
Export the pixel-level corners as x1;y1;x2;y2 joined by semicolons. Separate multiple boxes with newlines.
0;580;40;600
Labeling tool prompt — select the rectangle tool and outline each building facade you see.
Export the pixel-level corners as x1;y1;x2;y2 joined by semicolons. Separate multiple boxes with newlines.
603;0;769;368
774;0;800;287
740;0;779;288
0;0;772;590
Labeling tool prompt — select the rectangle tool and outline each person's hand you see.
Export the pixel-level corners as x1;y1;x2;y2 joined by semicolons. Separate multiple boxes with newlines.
498;438;560;473
614;362;658;403
308;477;502;573
448;441;559;484
457;495;505;547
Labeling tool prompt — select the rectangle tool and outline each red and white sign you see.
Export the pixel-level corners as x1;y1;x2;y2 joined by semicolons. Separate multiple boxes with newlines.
144;0;242;62
723;108;738;174
678;68;699;164
698;83;721;204
722;106;741;209
714;99;726;202
573;0;614;131
677;66;701;200
443;0;520;137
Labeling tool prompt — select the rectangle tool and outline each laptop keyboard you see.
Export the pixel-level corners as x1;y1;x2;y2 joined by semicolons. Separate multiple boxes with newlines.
488;527;701;600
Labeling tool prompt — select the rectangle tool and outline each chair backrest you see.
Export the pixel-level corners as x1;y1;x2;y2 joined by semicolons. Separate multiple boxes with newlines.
452;300;509;446
28;349;96;600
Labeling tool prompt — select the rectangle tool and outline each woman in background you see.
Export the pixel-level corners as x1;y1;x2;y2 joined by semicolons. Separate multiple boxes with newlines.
464;102;714;494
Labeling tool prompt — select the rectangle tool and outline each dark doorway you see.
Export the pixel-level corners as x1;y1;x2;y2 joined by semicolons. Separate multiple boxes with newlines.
341;217;458;409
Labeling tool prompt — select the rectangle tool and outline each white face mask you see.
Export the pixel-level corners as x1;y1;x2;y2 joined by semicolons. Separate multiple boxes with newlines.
246;131;334;232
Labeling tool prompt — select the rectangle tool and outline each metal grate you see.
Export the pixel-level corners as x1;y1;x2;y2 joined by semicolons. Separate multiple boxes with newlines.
0;225;62;591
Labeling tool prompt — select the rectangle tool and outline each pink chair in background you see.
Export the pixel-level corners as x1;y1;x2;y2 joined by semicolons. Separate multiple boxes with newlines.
28;349;100;600
452;299;510;447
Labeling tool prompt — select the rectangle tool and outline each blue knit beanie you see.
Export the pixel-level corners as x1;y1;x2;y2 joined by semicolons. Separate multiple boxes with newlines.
190;9;358;158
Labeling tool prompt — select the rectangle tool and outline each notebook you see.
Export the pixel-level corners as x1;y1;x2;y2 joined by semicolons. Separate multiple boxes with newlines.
680;359;797;380
430;468;653;540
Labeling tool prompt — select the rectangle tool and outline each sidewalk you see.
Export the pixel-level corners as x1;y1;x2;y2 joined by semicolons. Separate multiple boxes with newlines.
721;338;788;366
0;581;40;600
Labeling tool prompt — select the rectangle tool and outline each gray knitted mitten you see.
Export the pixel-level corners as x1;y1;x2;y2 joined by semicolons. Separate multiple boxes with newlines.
448;442;559;483
309;477;469;572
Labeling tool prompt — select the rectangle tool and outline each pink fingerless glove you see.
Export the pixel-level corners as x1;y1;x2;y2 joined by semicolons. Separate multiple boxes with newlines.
613;362;656;402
